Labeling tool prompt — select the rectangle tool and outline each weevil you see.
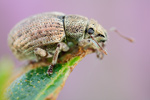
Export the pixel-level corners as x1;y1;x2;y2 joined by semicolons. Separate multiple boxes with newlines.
8;12;109;75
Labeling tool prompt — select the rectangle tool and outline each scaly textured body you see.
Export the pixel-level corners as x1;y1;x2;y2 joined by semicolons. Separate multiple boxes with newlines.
8;12;66;60
8;12;107;75
65;15;88;43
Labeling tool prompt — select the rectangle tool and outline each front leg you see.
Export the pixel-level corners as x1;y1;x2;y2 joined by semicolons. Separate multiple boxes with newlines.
78;39;97;49
47;42;69;75
96;42;106;60
78;39;106;60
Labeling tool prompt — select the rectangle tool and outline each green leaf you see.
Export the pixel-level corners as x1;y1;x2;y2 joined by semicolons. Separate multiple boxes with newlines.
0;58;13;100
6;56;80;100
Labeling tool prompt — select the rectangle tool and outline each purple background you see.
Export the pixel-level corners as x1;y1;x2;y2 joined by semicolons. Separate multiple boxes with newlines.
0;0;150;100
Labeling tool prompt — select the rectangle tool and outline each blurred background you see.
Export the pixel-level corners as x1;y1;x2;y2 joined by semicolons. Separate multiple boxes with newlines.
0;0;150;100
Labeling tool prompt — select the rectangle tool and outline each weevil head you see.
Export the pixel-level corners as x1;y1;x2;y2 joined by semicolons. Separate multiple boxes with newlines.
85;19;107;43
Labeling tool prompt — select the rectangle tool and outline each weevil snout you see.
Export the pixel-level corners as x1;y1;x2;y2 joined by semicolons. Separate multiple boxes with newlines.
85;19;108;54
85;19;107;42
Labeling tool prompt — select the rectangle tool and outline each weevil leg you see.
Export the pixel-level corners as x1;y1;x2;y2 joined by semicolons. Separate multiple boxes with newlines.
96;50;104;60
78;39;97;49
96;42;105;60
79;39;106;60
34;47;53;61
47;42;69;75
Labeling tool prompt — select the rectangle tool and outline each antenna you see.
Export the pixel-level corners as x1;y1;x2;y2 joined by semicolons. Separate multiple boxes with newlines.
110;27;134;43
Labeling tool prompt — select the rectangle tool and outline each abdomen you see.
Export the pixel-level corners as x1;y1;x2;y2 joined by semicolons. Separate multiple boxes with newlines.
8;12;66;60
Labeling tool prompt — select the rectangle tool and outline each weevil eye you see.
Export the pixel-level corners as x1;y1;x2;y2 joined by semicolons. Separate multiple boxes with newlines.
88;28;94;35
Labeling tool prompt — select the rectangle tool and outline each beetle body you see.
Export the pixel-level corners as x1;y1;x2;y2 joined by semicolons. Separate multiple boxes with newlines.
8;12;107;75
8;12;65;60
